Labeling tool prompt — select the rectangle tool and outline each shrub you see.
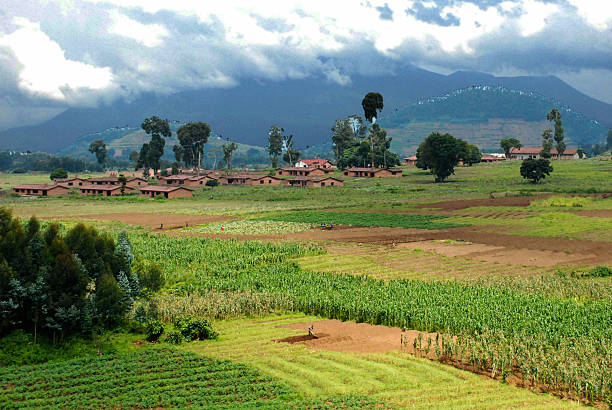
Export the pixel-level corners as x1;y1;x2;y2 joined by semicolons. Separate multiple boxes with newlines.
205;179;218;187
136;262;165;292
165;329;184;345
520;158;553;183
50;168;68;180
174;316;218;341
145;319;164;342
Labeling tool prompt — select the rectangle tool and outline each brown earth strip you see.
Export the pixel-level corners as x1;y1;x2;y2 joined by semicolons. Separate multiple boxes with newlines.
59;213;234;230
571;209;612;218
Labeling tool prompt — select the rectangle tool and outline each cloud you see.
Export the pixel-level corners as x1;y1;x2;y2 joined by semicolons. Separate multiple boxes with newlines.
0;0;610;130
109;10;170;47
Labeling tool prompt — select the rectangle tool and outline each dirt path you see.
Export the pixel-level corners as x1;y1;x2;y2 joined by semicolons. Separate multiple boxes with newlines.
275;319;438;354
60;213;234;230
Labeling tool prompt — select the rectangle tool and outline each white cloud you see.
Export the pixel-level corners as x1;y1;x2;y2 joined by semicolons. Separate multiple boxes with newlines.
566;0;612;30
517;0;559;36
109;11;169;47
0;17;114;101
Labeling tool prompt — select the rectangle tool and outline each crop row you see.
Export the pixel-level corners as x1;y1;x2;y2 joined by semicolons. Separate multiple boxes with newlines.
258;210;463;229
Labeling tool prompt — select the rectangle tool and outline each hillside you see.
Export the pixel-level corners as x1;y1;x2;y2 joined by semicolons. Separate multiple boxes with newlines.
57;123;268;168
380;86;608;156
1;67;611;152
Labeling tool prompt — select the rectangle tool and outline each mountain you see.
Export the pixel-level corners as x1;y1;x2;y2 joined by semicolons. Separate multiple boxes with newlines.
1;66;610;152
381;86;608;156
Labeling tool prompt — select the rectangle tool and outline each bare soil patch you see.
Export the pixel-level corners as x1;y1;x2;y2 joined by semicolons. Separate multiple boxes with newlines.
571;209;612;218
275;319;437;354
62;213;233;230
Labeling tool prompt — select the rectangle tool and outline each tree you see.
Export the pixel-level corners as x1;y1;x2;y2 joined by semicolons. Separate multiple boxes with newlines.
416;132;463;182
88;139;107;166
129;151;140;169
141;116;171;174
208;148;221;170
546;109;565;158
462;144;482;166
117;174;127;195
520;158;553;183
268;125;283;168
331;115;366;161
362;92;384;167
607;129;612;151
222;142;238;170
541;129;554;159
176;122;210;175
577;148;584;159
50;168;68;180
500;138;522;158
281;132;301;165
171;162;180;175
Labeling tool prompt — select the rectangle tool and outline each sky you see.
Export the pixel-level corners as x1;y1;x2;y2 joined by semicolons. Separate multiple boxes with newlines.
0;0;611;131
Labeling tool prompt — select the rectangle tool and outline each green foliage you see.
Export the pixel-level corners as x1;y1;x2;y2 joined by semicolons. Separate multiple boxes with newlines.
173;316;218;341
95;273;127;328
205;178;218;187
500;137;522;158
547;108;566;157
331;115;366;162
361;92;383;123
520;158;553;183
0;348;295;408
541;128;554;158
261;211;462;230
569;266;612;279
140;116;171;173
222;142;238;170
88;139;107;166
145;319;164;342
176;121;210;170
461;143;482;166
416;132;464;182
135;261;165;292
164;328;184;344
268;125;283;168
49;168;68;180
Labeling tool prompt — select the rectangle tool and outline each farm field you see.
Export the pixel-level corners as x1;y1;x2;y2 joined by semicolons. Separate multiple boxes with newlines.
1;159;611;408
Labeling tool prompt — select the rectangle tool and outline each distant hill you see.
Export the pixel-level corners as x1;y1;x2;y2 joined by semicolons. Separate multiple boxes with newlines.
380;86;608;156
1;66;611;153
57;122;268;168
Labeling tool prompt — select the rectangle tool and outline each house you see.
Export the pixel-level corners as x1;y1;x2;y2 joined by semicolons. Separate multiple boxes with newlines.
54;177;86;187
246;175;282;186
403;155;418;166
85;177;119;185
126;177;148;187
509;147;579;160
139;185;193;199
79;185;134;196
276;167;334;177
282;176;344;187
13;184;70;197
481;154;506;163
295;159;334;169
342;167;403;178
160;175;215;186
217;175;281;186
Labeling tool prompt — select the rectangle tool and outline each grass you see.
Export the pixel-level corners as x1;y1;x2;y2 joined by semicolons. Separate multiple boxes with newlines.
186;314;579;408
183;220;312;235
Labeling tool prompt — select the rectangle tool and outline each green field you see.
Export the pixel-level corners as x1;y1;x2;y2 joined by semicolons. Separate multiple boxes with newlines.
1;159;611;408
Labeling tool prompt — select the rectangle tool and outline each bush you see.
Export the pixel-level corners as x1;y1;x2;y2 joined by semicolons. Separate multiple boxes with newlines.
174;316;218;341
570;265;612;278
50;168;68;180
520;158;553;183
165;329;184;345
136;262;165;292
145;319;164;342
205;179;218;187
11;168;26;173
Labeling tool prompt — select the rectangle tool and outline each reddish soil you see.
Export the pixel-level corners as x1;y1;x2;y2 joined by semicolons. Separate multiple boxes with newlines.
64;213;233;230
571;209;612;218
276;319;438;354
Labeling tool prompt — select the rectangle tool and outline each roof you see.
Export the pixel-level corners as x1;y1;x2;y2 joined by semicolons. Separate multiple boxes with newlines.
510;147;578;155
127;177;148;181
53;177;84;182
162;175;192;180
301;159;331;165
279;167;329;172
80;184;131;191
249;175;280;180
481;154;505;160
86;177;119;182
404;155;418;161
14;183;67;190
345;167;401;173
140;185;193;192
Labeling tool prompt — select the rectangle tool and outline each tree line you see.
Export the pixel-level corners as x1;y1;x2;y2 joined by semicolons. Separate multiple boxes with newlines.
0;209;162;342
0;152;106;174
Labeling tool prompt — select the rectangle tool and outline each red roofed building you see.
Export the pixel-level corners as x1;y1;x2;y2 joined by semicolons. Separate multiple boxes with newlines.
276;167;333;177
403;155;418;166
342;167;403;177
13;184;70;197
79;185;135;196
295;159;334;169
509;147;579;160
139;185;193;199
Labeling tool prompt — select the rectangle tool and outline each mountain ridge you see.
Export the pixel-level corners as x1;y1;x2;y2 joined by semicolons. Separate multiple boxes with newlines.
0;66;610;152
